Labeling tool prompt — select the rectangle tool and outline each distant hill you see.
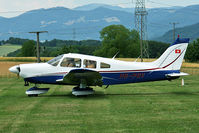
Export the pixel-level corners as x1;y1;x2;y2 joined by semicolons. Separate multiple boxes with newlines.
0;7;134;40
74;3;133;13
154;22;199;43
0;4;199;41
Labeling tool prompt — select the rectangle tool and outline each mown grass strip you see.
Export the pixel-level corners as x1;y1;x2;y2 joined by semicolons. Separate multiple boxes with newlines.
0;75;199;132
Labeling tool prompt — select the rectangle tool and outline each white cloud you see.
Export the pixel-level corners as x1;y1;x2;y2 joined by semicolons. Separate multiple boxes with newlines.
168;10;176;13
88;19;100;22
46;20;57;25
40;21;46;25
104;17;120;23
40;20;57;27
76;16;85;23
64;20;75;26
63;16;86;26
40;25;47;28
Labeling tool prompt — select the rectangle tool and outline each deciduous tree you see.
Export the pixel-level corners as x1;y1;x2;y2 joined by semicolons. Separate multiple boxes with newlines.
94;25;140;58
20;40;35;57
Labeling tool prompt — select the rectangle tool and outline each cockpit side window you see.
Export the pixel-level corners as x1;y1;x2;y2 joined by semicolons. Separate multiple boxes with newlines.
51;60;60;66
83;59;96;68
100;62;111;69
47;54;63;66
60;57;81;68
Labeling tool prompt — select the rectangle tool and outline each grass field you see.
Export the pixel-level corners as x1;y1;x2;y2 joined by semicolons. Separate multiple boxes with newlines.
0;44;21;57
0;75;199;133
0;58;199;132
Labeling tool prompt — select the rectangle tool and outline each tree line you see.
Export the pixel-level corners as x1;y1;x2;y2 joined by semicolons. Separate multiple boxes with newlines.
4;24;199;62
185;38;199;62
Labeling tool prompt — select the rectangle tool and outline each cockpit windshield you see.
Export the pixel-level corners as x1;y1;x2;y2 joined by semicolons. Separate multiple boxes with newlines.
47;54;64;66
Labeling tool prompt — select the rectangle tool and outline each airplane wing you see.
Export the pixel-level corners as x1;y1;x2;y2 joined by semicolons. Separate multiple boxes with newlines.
56;69;103;87
166;72;189;78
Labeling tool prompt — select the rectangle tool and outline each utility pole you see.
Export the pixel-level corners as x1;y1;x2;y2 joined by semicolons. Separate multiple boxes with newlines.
73;28;76;41
71;28;76;49
170;22;179;42
29;31;48;63
135;0;148;62
140;14;143;62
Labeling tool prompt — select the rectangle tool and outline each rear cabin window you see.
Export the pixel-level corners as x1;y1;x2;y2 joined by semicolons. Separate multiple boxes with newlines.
100;62;111;69
83;59;96;68
60;57;81;68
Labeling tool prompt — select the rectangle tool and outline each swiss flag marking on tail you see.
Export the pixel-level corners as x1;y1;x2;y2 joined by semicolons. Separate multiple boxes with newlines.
175;49;181;54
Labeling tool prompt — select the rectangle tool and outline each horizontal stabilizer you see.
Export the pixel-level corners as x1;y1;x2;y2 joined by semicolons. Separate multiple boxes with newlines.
166;72;189;77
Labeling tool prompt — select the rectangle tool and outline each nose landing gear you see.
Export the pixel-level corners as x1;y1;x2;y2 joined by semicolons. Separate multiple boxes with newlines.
24;81;29;86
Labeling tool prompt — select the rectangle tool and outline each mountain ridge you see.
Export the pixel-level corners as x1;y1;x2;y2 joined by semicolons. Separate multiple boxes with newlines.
0;4;198;41
154;22;199;43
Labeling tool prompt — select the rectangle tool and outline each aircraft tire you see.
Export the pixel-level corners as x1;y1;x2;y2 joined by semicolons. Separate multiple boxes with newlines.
28;94;38;97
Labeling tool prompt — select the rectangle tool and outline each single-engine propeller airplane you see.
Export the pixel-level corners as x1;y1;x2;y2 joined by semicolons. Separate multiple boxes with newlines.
9;37;189;96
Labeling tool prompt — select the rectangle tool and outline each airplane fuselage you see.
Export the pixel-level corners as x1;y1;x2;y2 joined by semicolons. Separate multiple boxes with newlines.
16;53;179;85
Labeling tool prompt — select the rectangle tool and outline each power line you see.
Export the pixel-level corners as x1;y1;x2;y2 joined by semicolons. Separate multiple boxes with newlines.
49;31;100;36
0;24;105;35
73;28;76;40
149;22;170;27
147;0;173;7
0;22;172;36
47;25;105;33
111;1;134;6
147;0;199;15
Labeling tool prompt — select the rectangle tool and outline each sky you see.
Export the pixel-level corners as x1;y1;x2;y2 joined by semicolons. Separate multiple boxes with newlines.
0;0;199;18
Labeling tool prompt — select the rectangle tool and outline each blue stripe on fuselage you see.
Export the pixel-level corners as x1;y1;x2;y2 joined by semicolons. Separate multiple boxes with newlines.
24;70;180;85
25;75;64;84
100;70;180;85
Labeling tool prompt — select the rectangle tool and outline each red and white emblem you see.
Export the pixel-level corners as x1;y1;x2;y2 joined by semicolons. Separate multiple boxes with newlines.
175;49;181;54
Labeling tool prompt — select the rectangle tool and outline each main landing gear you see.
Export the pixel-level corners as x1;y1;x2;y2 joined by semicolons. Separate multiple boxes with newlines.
72;83;95;96
26;84;49;97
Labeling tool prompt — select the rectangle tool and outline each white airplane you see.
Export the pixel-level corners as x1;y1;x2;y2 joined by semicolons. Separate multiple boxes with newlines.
9;38;189;96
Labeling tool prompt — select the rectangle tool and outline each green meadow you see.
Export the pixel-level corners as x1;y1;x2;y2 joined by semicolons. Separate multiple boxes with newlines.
0;44;21;57
0;74;199;133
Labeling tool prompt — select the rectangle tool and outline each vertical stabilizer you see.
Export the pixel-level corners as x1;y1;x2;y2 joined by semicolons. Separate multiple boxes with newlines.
153;38;189;70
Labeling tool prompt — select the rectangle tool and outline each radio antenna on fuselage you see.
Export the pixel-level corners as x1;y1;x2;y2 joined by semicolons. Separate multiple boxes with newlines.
112;51;120;59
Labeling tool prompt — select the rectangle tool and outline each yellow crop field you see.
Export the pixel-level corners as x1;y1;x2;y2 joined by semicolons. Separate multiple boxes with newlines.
118;58;199;68
0;57;199;77
182;62;199;68
116;58;156;62
0;57;53;62
0;62;29;77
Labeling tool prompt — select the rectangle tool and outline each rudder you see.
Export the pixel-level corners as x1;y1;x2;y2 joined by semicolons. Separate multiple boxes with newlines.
152;38;189;70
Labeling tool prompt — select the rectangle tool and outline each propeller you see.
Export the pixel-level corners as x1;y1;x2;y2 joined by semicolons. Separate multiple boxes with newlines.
9;65;20;79
16;66;20;79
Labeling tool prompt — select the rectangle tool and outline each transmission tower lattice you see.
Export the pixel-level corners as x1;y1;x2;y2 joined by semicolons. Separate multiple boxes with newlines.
135;0;149;61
